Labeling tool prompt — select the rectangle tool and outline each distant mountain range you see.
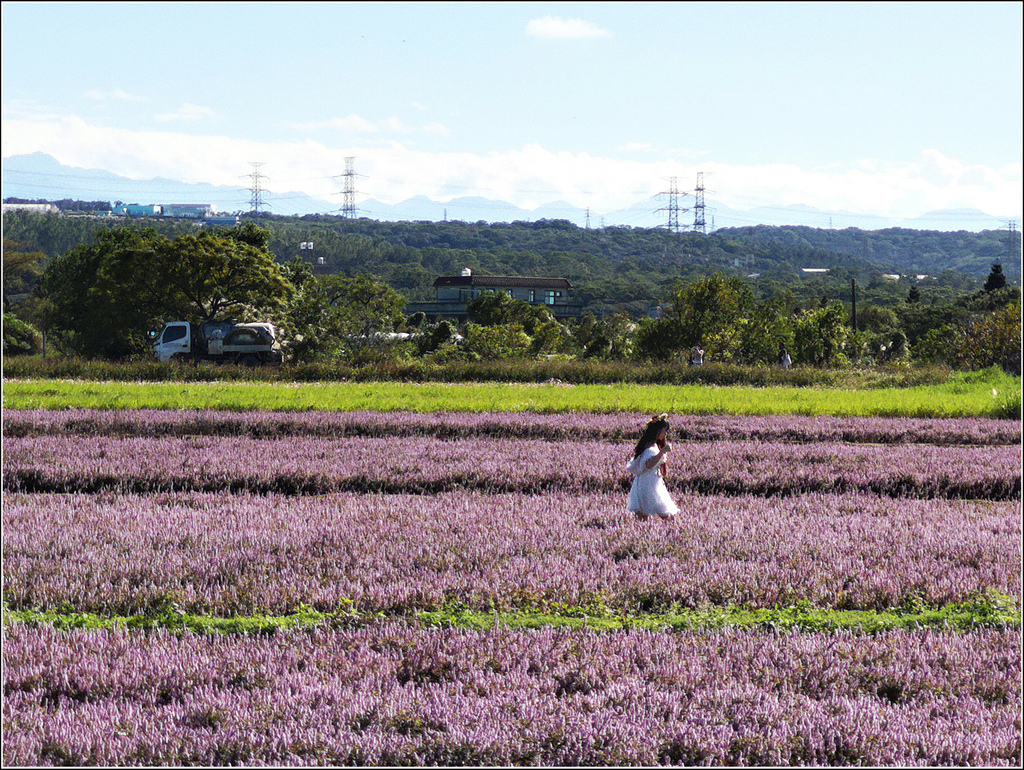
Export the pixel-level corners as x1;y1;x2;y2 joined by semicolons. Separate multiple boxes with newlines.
2;152;1015;233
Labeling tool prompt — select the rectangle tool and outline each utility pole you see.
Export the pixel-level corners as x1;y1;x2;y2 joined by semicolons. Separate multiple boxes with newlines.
851;278;857;332
692;172;707;235
247;162;267;216
657;176;688;234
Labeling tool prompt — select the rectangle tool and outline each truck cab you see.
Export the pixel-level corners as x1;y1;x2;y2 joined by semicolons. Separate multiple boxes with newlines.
151;322;192;362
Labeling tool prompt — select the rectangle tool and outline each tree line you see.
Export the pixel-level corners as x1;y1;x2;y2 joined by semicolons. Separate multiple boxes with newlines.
2;209;1014;315
3;221;1019;374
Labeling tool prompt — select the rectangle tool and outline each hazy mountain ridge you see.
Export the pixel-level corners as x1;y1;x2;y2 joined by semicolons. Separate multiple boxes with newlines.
3;153;1016;233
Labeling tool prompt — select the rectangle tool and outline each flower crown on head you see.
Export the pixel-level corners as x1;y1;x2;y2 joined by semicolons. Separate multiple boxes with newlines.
647;412;669;426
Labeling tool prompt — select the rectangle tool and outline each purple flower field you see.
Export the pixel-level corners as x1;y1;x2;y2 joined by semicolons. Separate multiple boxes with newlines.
3;624;1019;766
4;408;1020;445
3;491;1019;615
4;432;1019;498
3;409;1021;766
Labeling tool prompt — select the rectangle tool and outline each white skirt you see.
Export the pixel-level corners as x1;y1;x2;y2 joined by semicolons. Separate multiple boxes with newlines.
627;472;680;518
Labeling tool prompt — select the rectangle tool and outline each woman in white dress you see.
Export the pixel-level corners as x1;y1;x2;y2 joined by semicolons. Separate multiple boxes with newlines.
626;413;680;520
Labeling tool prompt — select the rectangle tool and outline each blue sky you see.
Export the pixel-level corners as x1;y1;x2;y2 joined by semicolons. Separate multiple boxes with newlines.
2;1;1021;221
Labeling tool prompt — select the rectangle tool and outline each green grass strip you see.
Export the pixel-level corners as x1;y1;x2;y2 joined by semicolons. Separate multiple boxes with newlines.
6;598;1019;636
3;375;1020;417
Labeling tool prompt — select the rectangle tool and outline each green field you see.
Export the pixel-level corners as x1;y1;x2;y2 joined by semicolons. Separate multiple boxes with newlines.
3;370;1020;417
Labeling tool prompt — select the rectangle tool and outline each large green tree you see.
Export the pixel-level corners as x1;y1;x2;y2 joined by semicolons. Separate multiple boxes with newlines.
792;302;850;366
983;263;1007;293
93;224;290;323
736;294;795;365
320;273;407;340
673;273;755;360
3;239;47;312
467;290;554;335
464;322;532;360
915;301;1021;373
280;262;407;363
38;225;291;358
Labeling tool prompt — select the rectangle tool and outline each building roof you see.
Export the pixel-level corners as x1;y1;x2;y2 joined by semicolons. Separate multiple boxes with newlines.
3;203;59;214
434;275;572;290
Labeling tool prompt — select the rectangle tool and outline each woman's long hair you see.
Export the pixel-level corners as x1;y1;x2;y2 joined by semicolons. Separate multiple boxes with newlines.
633;413;669;458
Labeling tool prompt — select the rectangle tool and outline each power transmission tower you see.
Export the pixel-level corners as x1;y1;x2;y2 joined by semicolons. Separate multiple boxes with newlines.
657;176;688;234
336;157;359;219
692;172;707;234
585;207;591;230
1007;220;1020;261
247;162;268;216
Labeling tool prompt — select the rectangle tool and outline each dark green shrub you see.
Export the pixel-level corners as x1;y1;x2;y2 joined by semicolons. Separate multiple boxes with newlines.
3;314;43;356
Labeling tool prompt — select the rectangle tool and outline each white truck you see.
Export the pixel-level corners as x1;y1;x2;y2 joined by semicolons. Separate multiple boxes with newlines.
151;320;284;366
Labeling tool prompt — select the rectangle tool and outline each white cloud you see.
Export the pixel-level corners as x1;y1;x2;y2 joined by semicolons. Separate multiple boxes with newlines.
1;99;64;122
287;115;379;133
1;114;1019;220
621;142;655;153
701;151;1022;222
155;103;215;122
526;16;611;40
382;117;412;134
84;88;147;103
420;122;451;137
287;114;450;138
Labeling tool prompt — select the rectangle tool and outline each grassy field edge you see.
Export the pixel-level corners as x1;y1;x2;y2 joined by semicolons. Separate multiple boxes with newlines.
3;373;1021;417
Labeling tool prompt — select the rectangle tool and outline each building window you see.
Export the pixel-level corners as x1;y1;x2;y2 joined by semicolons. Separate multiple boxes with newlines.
529;290;536;303
545;290;557;305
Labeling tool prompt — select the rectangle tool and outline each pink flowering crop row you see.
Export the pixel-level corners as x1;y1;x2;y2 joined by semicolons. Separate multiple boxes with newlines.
4;408;1019;445
4;410;1020;767
3;623;1019;767
4;491;1018;615
4;433;1019;499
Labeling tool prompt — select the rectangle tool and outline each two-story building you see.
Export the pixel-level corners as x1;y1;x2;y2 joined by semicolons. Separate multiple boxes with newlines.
406;269;583;321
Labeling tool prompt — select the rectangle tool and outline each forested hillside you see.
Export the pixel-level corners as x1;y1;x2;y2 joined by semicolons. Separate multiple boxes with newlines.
716;224;1021;283
3;210;1017;317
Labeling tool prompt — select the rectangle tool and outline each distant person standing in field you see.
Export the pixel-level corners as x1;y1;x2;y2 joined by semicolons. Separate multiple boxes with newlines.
626;413;680;520
689;345;704;366
778;343;792;369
